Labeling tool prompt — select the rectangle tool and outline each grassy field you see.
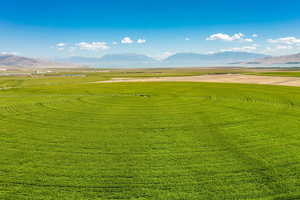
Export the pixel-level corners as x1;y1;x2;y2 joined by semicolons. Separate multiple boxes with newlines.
1;71;300;199
242;71;300;77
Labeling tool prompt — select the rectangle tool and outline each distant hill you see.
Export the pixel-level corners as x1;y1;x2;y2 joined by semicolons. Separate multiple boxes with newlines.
164;53;208;63
58;56;101;64
254;53;300;64
0;54;78;68
164;52;267;65
100;54;155;62
58;52;268;67
98;54;156;67
59;54;157;67
212;51;267;60
0;54;40;67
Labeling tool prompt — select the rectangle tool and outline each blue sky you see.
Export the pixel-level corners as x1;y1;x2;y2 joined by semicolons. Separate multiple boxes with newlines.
1;0;300;58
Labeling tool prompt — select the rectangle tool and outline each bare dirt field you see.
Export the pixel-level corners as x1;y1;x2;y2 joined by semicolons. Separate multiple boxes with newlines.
95;74;300;87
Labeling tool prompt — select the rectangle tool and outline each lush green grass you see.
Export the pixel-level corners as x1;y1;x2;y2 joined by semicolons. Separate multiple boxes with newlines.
1;75;300;199
42;68;244;79
242;71;300;77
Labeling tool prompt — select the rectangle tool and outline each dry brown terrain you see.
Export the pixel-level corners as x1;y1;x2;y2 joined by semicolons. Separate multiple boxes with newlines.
95;74;300;87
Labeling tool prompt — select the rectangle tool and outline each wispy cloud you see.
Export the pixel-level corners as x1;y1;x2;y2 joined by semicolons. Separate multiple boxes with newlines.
244;38;254;42
56;43;67;47
206;33;253;42
155;51;174;60
121;37;134;44
1;52;20;55
275;45;293;50
54;43;67;51
220;44;258;52
264;45;295;52
76;42;110;51
68;46;77;52
267;37;300;45
137;38;146;44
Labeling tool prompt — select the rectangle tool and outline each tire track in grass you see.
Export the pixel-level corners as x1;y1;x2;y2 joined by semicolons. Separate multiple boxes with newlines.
273;193;300;200
0;98;107;131
198;102;290;198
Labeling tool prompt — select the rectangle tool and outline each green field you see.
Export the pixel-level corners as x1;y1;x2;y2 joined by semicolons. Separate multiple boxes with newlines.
242;71;300;77
1;72;300;199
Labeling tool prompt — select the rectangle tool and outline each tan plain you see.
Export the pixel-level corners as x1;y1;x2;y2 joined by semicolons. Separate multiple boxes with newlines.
95;74;300;87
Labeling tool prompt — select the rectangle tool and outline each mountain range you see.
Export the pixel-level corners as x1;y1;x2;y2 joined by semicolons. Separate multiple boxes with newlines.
58;54;157;67
57;52;268;67
0;54;77;68
164;52;267;65
2;51;300;68
253;53;300;64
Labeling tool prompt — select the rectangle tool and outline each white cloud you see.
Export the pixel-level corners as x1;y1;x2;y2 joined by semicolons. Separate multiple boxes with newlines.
252;34;258;38
76;42;110;51
262;45;300;55
263;37;300;55
56;43;66;47
206;51;216;54
68;47;77;52
1;52;19;55
155;52;174;60
185;38;190;41
220;45;257;52
275;45;293;50
267;37;300;45
121;37;133;44
54;43;68;51
244;38;254;42
206;33;253;42
207;33;242;41
137;38;146;44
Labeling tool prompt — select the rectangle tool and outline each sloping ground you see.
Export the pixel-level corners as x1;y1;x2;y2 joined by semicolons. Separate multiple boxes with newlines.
255;53;300;64
96;74;300;87
0;54;80;68
1;80;300;199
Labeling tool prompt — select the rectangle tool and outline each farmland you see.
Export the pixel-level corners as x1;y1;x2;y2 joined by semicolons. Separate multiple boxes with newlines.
1;68;300;199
